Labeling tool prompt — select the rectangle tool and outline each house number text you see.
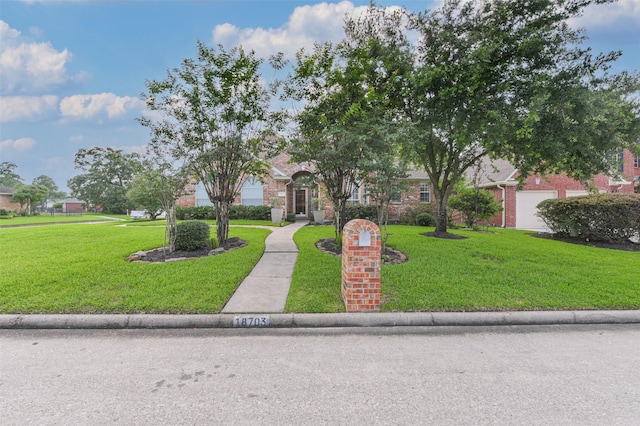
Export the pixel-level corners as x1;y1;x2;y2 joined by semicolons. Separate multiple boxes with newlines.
233;315;270;327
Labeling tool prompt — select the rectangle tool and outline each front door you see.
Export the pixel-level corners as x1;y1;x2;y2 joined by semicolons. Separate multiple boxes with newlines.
295;189;307;217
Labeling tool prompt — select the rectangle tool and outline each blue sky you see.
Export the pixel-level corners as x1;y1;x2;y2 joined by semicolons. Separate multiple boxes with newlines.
1;0;639;193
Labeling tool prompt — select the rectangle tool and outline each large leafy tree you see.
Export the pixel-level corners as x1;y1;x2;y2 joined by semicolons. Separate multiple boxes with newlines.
140;41;284;244
401;0;640;235
285;6;411;242
68;147;141;213
32;175;66;202
0;162;23;188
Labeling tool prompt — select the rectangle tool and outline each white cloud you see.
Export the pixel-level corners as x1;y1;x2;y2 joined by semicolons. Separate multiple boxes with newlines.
576;0;640;28
0;95;58;122
0;20;84;95
69;135;84;143
59;93;144;121
212;1;371;58
0;137;36;153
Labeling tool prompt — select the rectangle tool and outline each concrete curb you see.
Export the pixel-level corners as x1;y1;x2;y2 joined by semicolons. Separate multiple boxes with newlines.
1;310;640;329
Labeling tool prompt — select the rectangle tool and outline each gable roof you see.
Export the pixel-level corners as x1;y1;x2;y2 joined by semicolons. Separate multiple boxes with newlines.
468;158;519;187
0;186;16;195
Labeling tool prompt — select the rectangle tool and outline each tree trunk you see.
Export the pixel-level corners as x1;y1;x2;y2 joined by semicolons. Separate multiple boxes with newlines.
332;197;349;246
164;203;177;254
377;201;389;253
215;201;230;245
433;183;454;236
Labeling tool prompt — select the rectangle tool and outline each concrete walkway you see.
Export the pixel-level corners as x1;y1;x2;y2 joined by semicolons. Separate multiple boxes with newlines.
221;220;308;313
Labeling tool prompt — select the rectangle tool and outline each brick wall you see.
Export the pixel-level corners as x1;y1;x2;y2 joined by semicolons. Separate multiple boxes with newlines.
0;195;21;211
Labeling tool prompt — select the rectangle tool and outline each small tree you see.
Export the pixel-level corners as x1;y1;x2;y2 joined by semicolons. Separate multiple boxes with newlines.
449;186;502;228
127;172;165;220
11;184;49;214
130;141;191;254
363;155;408;251
140;41;285;245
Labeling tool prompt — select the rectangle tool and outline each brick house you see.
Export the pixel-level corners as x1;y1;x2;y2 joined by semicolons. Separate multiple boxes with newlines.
177;149;639;228
0;186;21;211
472;149;639;230
177;152;433;221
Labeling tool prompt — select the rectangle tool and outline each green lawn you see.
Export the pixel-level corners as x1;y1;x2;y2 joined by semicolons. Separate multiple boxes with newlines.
0;213;126;226
2;222;638;314
286;225;640;313
0;223;269;313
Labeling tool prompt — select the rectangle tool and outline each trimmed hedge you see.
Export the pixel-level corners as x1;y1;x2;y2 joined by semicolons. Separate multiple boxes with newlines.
176;205;271;221
344;204;378;223
175;220;211;251
537;193;640;242
176;206;214;220
229;205;271;220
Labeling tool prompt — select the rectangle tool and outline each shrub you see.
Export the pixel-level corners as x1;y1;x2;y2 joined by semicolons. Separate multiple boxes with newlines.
0;209;14;219
400;203;435;225
344;204;378;223
286;213;297;223
176;206;214;220
449;188;502;228
416;212;436;227
175;220;211;251
229;205;271;220
537;193;640;242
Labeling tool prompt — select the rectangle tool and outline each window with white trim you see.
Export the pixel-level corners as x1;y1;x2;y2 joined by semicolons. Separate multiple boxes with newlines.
391;184;402;203
420;182;431;203
347;183;360;205
241;177;263;206
195;182;213;206
635;155;639;168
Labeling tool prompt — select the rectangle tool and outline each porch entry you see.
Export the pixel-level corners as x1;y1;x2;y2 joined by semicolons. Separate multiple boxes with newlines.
295;188;308;217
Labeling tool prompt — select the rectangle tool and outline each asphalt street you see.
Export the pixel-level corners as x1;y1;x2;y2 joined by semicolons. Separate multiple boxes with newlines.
2;324;639;425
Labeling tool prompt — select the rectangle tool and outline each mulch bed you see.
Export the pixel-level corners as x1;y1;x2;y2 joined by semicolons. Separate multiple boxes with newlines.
315;238;408;264
531;232;640;252
127;237;247;263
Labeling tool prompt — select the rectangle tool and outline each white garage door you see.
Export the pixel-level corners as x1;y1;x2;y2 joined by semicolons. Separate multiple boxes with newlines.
515;190;557;230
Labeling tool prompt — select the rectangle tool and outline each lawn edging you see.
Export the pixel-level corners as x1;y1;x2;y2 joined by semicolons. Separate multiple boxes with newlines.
2;310;640;329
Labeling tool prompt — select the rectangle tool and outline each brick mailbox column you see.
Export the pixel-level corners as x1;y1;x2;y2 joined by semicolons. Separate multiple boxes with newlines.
341;219;381;312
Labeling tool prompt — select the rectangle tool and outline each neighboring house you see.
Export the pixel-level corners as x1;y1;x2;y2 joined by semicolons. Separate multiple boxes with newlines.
177;152;433;221
472;149;638;230
61;198;86;213
0;186;21;211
